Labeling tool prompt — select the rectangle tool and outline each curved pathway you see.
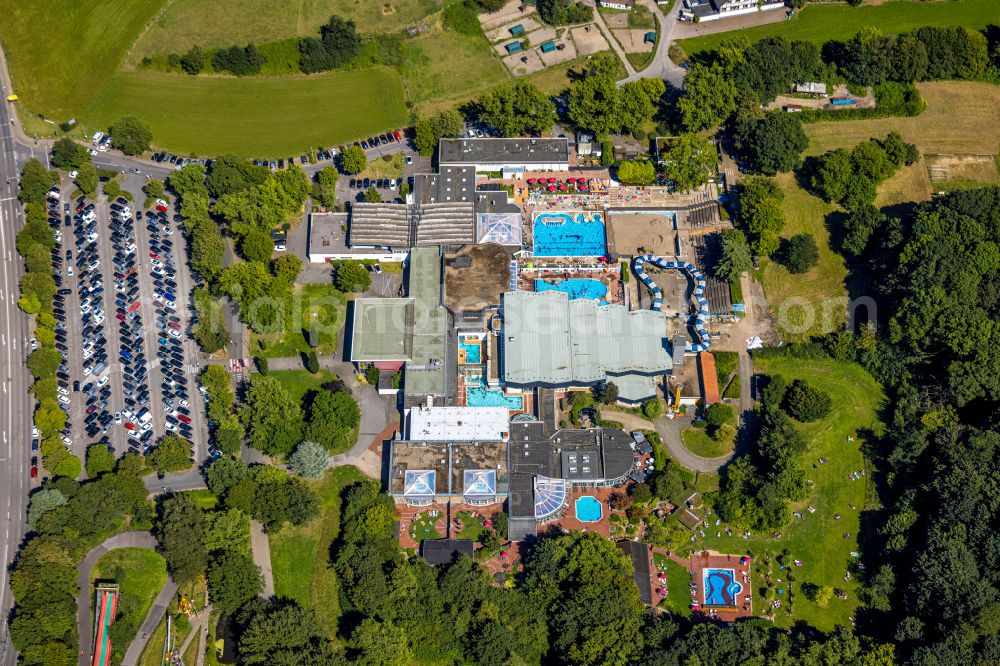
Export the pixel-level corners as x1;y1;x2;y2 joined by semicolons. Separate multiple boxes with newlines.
655;415;735;473
77;532;177;666
619;0;687;88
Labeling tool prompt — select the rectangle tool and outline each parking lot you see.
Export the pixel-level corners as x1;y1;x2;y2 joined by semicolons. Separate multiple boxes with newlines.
46;173;209;467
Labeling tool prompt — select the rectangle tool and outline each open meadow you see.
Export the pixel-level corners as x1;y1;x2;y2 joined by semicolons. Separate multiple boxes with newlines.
759;81;1000;339
675;0;1000;57
269;465;365;638
691;356;883;631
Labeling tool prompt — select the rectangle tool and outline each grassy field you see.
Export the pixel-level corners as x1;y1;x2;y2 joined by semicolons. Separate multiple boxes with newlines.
0;0;163;120
681;427;733;458
90;548;169;663
267;369;338;404
84;69;408;157
129;0;443;63
652;553;692;618
251;283;347;357
690;356;883;631
675;0;1000;56
269;465;365;638
759;82;1000;338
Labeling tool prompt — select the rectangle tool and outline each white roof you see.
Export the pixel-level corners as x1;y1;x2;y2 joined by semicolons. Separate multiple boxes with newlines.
406;406;510;442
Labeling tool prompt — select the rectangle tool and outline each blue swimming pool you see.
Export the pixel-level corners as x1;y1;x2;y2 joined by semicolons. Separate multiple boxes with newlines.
703;568;742;607
467;386;524;410
459;338;482;364
535;278;608;301
533;212;608;257
575;495;603;522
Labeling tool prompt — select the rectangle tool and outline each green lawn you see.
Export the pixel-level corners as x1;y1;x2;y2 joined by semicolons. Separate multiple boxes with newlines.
675;0;999;57
409;512;442;542
454;510;486;541
653;553;693;618
252;283;347;358
268;465;365;639
690;356;883;631
681;427;733;458
184;488;220;510
90;548;169;663
267;369;338;404
84;69;408;157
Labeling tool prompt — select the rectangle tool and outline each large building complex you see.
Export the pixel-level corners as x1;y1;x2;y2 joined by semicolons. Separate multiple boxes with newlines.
438;137;570;173
500;290;676;403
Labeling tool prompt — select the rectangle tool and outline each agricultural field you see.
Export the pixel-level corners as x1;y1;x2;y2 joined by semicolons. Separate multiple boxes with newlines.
760;81;1000;338
84;70;408;157
128;0;444;63
675;0;999;57
691;356;883;631
268;465;365;638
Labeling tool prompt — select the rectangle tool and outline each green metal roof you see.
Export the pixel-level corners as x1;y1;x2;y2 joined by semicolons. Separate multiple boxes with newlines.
540;40;556;53
505;41;523;54
509;24;525;36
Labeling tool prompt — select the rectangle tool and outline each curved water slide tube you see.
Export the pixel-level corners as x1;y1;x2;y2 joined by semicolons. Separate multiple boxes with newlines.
632;254;711;353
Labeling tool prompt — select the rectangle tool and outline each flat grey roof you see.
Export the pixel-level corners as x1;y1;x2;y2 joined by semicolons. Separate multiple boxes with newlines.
501;291;672;396
403;247;449;398
349;299;413;361
307;212;350;258
439;138;569;166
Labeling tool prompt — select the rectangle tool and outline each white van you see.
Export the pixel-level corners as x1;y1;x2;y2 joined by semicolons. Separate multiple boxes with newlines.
92;132;104;144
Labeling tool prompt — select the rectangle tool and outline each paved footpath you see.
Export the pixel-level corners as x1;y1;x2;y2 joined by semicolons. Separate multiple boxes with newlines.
250;520;275;598
76;532;177;666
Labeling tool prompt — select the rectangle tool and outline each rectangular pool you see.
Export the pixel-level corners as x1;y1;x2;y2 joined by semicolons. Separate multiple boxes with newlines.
467;386;523;410
533;212;608;257
459;337;482;364
535;278;608;301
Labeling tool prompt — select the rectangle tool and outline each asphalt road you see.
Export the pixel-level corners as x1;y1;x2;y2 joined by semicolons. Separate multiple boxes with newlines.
0;86;33;666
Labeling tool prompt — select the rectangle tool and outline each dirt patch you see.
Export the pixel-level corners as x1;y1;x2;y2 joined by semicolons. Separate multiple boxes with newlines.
478;0;537;30
485;17;542;42
571;25;610;56
613;29;655;53
607;211;678;257
444;243;512;312
926;153;999;184
539;40;577;67
504;48;546;76
601;10;630;29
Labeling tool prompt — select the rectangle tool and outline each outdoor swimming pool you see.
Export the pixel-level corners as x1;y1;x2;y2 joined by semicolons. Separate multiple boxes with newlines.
533;212;608;257
467;386;524;410
459;337;482;364
703;568;742;607
534;278;608;302
575;495;603;522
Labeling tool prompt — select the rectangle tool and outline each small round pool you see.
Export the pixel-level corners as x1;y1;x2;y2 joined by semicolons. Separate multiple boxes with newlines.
575;496;603;522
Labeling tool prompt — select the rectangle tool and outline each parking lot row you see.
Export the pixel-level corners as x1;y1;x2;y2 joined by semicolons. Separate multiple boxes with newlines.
43;183;209;468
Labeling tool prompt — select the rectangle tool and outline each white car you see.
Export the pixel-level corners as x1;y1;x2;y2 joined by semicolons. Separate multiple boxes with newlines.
168;329;181;338
61;435;72;446
114;412;122;424
32;426;39;439
57;395;70;405
97;143;108;152
30;338;37;351
94;314;105;325
57;386;69;396
123;409;135;422
129;429;141;438
67;266;74;277
97;376;110;387
178;399;189;408
68;170;78;179
155;198;168;208
163;226;173;236
141;422;152;432
87;148;98;156
274;243;286;252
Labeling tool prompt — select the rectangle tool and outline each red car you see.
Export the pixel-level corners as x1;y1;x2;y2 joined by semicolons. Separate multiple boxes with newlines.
393;130;402;142
155;204;168;213
116;312;127;321
128;301;141;313
124;422;135;431
149;251;159;259
87;405;98;414
178;414;191;424
31;466;38;478
167;321;181;330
